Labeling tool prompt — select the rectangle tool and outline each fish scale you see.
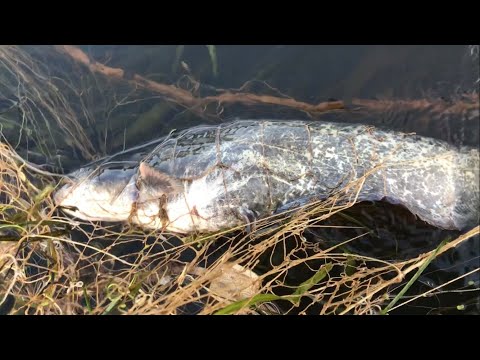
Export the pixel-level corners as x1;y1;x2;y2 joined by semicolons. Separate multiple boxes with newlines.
54;120;479;234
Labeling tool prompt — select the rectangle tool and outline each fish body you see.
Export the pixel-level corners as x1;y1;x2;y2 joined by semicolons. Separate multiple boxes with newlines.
54;120;480;233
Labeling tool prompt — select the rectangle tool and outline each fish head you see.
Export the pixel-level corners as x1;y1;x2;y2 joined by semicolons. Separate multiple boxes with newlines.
54;166;138;222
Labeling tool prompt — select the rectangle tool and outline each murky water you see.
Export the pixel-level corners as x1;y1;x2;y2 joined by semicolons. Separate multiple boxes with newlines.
0;45;478;314
87;45;479;148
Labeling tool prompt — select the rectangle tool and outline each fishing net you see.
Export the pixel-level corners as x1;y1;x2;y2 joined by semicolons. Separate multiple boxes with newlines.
0;45;479;315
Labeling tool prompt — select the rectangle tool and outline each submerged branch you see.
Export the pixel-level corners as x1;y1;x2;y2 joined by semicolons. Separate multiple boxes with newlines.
54;45;345;117
54;45;479;122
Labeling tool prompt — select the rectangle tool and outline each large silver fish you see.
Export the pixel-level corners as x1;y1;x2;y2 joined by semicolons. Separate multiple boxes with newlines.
54;120;480;233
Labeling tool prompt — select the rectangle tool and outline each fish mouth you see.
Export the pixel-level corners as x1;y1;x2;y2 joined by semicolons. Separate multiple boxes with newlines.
53;182;83;218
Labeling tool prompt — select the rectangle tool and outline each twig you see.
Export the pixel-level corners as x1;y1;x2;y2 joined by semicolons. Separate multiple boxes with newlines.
53;45;345;117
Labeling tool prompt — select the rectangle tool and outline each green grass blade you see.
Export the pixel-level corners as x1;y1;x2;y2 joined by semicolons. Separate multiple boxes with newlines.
0;224;26;233
290;263;333;303
215;294;282;315
345;256;357;276
102;297;122;315
171;45;185;73
381;239;448;315
83;286;92;314
206;45;218;77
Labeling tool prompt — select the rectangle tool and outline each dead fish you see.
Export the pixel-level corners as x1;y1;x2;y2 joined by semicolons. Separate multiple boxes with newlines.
54;120;480;233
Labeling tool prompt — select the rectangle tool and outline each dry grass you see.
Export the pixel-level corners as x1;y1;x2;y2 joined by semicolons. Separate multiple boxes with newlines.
0;46;99;161
1;45;478;315
1;141;478;315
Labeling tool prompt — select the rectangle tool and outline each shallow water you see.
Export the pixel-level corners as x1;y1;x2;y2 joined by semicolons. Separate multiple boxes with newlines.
84;45;479;150
0;45;478;314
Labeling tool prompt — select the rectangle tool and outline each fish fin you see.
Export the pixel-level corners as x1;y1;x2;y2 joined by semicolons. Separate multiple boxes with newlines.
237;207;258;234
138;162;184;194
